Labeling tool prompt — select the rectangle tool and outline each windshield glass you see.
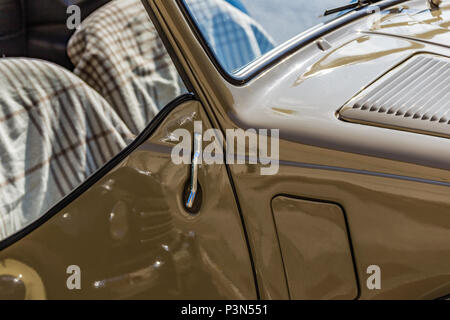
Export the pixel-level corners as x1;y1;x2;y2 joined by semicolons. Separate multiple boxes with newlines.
183;0;359;74
240;0;358;44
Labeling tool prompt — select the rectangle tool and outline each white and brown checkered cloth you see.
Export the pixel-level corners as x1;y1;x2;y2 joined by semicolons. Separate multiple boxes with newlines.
68;0;186;136
0;58;134;240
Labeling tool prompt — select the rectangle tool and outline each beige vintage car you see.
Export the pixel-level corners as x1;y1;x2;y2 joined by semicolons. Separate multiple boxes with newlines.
0;0;449;300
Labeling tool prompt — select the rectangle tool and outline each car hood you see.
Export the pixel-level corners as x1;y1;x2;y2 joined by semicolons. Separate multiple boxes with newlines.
232;0;450;170
368;0;450;48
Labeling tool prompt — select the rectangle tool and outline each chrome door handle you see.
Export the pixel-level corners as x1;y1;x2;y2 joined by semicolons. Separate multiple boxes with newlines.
186;132;202;209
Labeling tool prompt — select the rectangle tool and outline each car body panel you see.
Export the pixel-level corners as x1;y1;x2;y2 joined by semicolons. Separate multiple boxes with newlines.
0;99;257;299
272;196;358;300
367;1;450;48
0;0;448;300
148;0;450;299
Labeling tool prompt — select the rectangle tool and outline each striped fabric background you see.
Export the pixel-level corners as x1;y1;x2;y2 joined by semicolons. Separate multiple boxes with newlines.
0;58;133;239
68;0;187;136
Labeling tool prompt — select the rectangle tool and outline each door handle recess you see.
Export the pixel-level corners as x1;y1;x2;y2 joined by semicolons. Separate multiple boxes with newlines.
186;132;202;209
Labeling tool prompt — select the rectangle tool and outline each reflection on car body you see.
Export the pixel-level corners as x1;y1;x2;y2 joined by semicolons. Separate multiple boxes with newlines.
0;0;449;300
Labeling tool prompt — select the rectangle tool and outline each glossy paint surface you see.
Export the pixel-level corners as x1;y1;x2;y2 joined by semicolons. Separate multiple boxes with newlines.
0;100;256;299
272;196;358;300
368;1;450;48
150;0;450;299
1;0;449;300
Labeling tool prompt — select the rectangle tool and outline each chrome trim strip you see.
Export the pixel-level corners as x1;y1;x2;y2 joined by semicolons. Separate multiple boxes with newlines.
282;160;450;187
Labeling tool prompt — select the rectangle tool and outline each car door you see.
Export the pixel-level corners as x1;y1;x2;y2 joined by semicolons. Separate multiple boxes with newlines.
0;0;256;300
147;0;450;300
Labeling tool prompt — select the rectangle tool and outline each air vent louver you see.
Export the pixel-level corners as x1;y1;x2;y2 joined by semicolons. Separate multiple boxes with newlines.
339;54;450;138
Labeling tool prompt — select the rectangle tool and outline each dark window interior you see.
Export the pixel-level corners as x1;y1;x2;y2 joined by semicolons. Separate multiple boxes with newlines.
0;0;110;69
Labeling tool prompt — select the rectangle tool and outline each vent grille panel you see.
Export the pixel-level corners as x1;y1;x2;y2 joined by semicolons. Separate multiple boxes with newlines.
339;54;450;138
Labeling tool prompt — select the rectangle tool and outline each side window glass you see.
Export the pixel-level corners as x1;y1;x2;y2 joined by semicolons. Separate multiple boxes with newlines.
0;0;187;241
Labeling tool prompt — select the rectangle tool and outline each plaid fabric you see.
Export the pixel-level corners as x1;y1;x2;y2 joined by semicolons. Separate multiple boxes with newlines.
68;0;186;136
0;58;133;240
185;0;275;73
